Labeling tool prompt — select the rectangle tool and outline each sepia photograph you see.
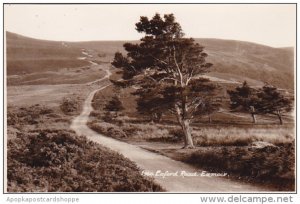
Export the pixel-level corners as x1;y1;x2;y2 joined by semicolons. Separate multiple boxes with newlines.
3;3;296;193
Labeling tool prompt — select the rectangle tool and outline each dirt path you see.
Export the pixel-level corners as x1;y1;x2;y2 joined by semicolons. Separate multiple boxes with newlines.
86;61;111;86
70;79;273;192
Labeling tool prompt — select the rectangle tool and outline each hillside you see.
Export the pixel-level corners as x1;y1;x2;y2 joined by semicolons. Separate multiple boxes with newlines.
68;39;294;90
6;32;294;89
6;31;90;75
6;32;107;85
197;39;294;90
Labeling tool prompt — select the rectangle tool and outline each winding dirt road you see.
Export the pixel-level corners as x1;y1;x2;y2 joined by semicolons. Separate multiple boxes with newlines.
70;71;272;192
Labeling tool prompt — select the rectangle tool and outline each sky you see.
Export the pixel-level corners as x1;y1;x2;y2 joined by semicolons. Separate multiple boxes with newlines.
4;4;296;47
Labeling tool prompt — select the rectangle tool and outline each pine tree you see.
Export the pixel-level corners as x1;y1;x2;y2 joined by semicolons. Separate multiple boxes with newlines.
227;81;259;123
257;84;293;125
195;98;221;123
104;95;124;117
112;13;216;148
134;86;164;123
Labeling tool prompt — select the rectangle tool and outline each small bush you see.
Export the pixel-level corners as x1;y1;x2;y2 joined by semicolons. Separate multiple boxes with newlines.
89;110;102;119
102;111;114;122
88;121;127;139
60;97;80;114
146;128;183;143
122;125;140;135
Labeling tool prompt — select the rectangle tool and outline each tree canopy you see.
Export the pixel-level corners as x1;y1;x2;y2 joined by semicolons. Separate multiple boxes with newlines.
111;13;216;148
228;82;293;124
227;81;259;123
257;84;293;124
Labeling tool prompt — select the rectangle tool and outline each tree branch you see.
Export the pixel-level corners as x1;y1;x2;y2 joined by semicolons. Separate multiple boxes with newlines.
159;77;181;83
167;108;177;115
150;54;168;65
172;45;183;86
188;98;204;115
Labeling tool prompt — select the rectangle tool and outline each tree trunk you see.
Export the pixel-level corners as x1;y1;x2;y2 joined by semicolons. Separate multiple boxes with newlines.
174;90;194;148
251;113;256;124
180;119;194;149
151;113;156;123
153;112;162;123
250;106;256;124
277;110;283;125
157;112;162;123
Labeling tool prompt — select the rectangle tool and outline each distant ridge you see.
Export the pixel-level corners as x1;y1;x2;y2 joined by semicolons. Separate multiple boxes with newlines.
6;31;294;89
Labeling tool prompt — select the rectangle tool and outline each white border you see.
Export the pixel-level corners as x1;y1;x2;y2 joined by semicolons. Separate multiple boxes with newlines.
0;1;298;203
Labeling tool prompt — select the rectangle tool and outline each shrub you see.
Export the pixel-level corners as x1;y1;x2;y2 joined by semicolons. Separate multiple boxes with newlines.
7;111;18;126
60;97;80;114
146;128;183;143
185;142;295;191
8;105;54;126
102;111;114;122
87;121;127;139
104;96;124;114
7;129;163;192
168;128;184;141
89;110;102;119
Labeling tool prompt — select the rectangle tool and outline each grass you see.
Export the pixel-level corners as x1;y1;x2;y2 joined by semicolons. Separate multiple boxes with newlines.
6;31;108;85
90;77;294;147
7;59;90;75
192;125;294;146
91;84;138;117
7;32;90;75
6;62;108;85
88;115;294;147
7;84;92;108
